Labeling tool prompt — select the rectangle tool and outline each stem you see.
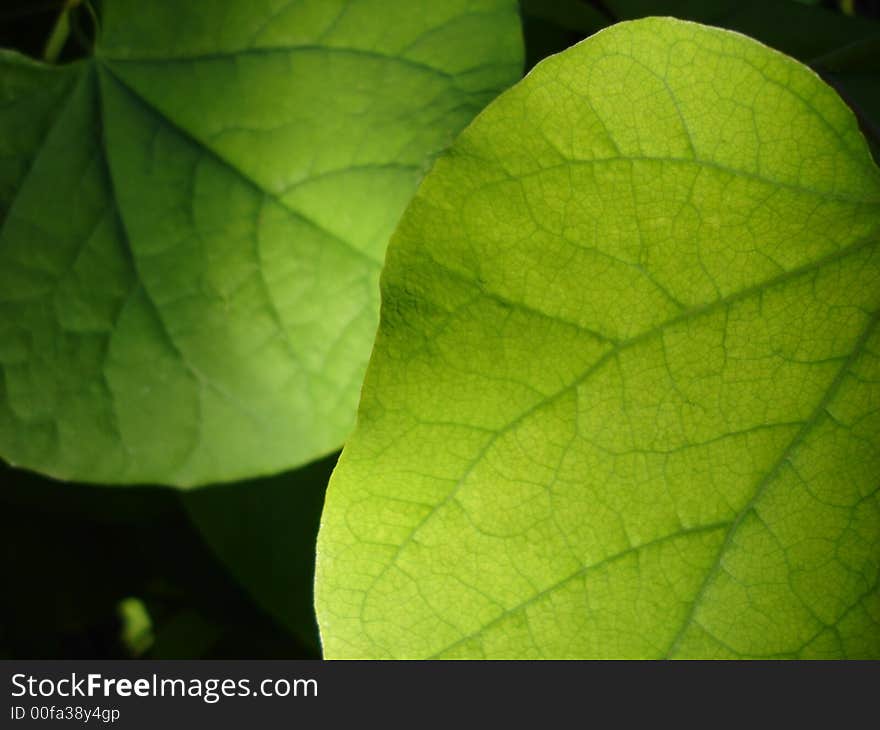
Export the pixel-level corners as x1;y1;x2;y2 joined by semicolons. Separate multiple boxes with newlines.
42;0;82;64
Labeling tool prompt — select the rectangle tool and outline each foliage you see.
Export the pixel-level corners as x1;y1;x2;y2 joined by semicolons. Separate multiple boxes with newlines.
1;1;878;660
0;0;522;485
315;16;880;659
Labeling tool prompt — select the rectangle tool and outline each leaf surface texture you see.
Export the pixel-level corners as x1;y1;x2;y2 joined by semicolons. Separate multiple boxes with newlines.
316;18;880;659
0;0;523;485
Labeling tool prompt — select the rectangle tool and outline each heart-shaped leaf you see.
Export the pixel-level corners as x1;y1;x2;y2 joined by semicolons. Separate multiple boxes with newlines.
0;0;523;485
315;18;880;658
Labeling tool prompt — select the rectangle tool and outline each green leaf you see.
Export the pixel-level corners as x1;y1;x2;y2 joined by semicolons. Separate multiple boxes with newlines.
0;0;523;486
315;18;880;658
518;3;880;157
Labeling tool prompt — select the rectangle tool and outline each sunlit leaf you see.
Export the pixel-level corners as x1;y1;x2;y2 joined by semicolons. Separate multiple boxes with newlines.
316;18;880;659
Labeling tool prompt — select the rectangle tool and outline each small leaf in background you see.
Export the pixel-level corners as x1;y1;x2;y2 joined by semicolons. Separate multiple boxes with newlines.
117;597;153;657
316;18;880;658
0;0;523;486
